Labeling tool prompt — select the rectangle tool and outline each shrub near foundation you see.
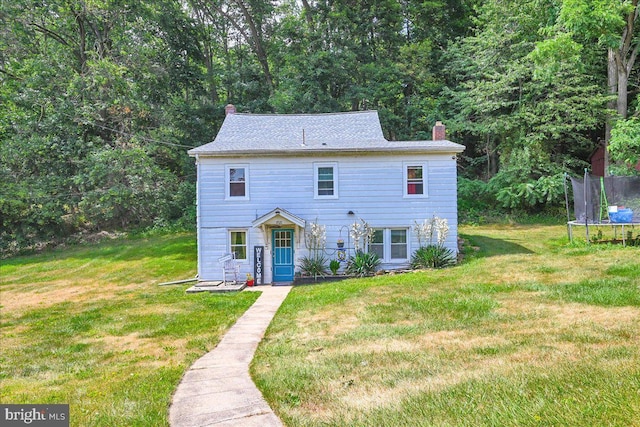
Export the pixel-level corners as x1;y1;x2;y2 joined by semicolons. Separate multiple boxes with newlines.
345;252;381;277
411;245;455;269
299;254;330;279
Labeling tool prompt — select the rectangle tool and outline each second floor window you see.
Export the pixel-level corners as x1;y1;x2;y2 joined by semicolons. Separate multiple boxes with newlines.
314;163;338;198
404;162;428;197
226;165;249;199
407;165;423;195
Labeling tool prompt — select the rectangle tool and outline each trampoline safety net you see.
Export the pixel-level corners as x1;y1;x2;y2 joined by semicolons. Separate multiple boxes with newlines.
570;174;640;224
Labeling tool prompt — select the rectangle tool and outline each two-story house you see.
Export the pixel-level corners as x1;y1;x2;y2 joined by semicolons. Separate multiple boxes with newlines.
188;106;465;284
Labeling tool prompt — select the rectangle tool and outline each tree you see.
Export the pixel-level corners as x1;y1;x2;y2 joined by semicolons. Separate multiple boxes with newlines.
444;0;609;210
187;0;277;97
0;0;210;252
271;0;477;139
534;0;640;174
610;112;640;174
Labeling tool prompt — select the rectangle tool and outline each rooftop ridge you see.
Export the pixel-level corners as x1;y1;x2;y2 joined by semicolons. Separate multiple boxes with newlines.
229;110;379;117
188;110;465;156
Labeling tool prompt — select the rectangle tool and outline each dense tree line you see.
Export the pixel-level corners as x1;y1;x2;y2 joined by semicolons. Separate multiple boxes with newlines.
1;0;638;253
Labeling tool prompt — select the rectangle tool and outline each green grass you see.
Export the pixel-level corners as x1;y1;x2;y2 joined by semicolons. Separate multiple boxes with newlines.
252;224;640;427
0;232;259;426
2;225;639;426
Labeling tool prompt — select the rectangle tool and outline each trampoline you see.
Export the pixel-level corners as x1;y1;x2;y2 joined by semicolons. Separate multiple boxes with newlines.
565;171;640;245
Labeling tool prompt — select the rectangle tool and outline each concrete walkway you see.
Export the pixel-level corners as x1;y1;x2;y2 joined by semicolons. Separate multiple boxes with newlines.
169;285;292;427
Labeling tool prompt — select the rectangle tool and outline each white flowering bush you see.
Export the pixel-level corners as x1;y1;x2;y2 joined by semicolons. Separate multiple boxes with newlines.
305;220;326;252
346;219;379;276
412;216;454;269
349;219;374;252
414;216;449;246
301;219;329;278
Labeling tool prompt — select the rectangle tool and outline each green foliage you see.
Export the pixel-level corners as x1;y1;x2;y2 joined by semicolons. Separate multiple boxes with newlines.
457;177;500;222
271;0;470;139
529;32;584;81
345;251;381;277
610;117;640;174
1;0;637;247
559;0;632;48
329;259;341;275
459;164;567;216
299;254;330;279
411;245;456;269
446;0;609;207
490;173;566;211
76;148;180;230
0;0;205;250
486;148;567;211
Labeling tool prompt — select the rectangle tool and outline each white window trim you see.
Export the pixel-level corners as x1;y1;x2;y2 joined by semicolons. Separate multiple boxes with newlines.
370;228;410;263
314;162;339;199
225;164;250;200
389;228;409;261
403;161;428;198
228;229;249;262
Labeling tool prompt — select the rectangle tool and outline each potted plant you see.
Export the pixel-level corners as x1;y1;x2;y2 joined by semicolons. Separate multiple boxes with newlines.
246;273;254;286
337;239;344;248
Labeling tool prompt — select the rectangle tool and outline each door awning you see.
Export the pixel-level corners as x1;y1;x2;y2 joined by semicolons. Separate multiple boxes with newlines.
252;207;306;229
252;208;306;247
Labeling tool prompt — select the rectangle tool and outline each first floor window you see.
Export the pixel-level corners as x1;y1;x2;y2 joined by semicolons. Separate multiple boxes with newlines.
370;229;384;258
230;230;247;260
390;229;407;259
369;228;408;262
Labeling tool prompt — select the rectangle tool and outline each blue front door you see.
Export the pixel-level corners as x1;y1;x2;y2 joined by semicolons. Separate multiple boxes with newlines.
273;229;294;282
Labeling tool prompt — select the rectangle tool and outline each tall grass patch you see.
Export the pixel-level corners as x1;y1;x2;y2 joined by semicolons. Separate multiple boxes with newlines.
532;278;640;307
357;363;640;427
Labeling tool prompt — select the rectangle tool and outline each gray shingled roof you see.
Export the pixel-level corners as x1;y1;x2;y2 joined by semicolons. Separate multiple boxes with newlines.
188;110;465;156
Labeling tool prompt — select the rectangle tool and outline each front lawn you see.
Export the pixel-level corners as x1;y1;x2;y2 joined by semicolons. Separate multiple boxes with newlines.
252;224;640;426
2;226;638;426
0;233;259;426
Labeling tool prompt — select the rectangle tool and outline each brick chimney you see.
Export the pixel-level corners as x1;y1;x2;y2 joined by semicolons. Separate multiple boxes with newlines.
225;104;236;116
432;121;446;140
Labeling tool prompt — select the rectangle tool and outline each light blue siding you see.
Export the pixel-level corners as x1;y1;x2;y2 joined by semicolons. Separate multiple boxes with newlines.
195;153;460;282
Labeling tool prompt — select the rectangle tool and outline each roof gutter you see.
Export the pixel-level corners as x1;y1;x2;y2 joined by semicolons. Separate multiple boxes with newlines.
188;146;465;158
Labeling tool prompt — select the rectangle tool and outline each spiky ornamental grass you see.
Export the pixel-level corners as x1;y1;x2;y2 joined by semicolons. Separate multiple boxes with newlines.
412;216;455;269
345;251;381;277
301;219;330;278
